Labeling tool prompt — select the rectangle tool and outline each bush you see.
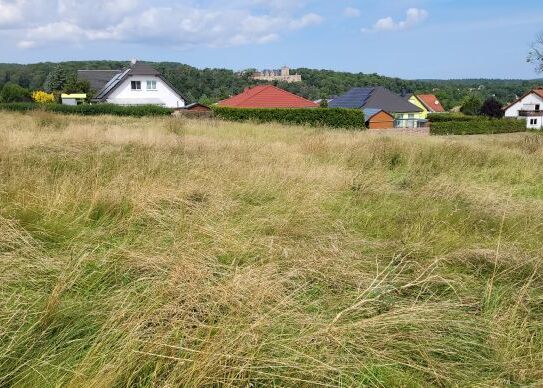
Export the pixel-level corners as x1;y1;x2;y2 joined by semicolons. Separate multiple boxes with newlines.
430;118;526;135
212;106;365;129
428;113;482;122
0;83;31;103
0;103;173;117
460;96;483;116
480;97;504;118
32;91;55;104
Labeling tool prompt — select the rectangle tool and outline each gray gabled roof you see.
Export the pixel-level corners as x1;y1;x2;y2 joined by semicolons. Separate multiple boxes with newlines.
78;70;122;92
330;86;422;113
90;61;187;102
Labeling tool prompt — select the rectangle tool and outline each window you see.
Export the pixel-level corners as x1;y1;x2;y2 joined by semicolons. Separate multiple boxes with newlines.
536;104;540;111
530;119;538;125
131;81;141;90
146;80;157;90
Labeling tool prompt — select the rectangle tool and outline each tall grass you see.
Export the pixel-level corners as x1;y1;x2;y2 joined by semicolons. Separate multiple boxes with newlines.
1;111;543;386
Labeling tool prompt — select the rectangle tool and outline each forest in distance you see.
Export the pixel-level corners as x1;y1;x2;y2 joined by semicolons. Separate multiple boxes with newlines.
0;60;541;109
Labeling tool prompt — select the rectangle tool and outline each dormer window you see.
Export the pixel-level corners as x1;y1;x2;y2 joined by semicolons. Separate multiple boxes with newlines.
147;80;157;90
131;81;141;90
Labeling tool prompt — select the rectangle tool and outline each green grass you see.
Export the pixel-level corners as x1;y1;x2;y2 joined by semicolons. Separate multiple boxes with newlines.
1;111;542;386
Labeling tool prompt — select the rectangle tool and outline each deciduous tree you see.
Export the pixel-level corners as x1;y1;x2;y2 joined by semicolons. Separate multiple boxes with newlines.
528;32;543;73
0;82;31;102
460;95;483;116
480;97;504;118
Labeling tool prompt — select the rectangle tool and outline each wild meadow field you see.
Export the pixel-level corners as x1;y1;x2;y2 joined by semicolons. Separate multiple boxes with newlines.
1;111;542;387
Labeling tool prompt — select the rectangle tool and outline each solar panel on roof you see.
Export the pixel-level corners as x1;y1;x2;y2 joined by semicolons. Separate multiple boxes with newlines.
329;87;374;109
95;69;130;99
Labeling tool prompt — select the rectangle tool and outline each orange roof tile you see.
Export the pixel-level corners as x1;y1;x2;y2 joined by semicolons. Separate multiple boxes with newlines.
416;94;445;112
218;85;318;108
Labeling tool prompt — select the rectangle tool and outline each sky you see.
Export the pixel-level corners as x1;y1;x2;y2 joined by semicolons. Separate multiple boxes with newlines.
0;0;542;79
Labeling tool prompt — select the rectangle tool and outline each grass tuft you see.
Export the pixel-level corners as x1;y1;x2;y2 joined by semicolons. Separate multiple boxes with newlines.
0;111;542;386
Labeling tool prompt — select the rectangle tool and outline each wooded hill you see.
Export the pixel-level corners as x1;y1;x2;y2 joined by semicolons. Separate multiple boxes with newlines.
0;61;541;109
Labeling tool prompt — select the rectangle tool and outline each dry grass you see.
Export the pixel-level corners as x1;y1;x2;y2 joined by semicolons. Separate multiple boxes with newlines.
1;111;543;387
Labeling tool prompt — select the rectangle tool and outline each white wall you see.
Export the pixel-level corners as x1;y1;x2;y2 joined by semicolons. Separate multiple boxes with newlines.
107;75;185;108
504;93;543;117
526;115;543;130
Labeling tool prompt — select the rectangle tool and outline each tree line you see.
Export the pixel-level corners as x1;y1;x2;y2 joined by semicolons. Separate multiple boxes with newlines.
1;60;542;109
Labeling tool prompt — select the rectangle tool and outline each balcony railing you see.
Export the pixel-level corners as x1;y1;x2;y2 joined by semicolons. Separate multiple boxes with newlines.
519;110;543;117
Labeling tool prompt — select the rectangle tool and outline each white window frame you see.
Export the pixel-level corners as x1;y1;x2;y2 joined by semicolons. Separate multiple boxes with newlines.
131;81;141;91
146;80;157;90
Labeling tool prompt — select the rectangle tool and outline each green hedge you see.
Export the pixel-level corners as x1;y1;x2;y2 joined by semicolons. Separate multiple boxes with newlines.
427;113;482;122
0;102;173;117
212;106;365;129
430;118;526;135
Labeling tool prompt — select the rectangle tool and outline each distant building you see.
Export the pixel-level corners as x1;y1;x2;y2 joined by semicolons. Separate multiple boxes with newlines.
252;66;302;83
504;88;543;130
218;85;318;108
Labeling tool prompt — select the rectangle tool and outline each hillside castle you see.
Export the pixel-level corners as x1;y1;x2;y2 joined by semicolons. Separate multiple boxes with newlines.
252;66;302;83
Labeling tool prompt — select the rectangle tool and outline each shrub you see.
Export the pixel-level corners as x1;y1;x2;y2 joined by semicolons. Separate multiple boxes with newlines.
32;91;55;104
428;113;483;122
212;106;365;129
0;83;31;103
460;96;483;116
430;118;526;135
480;97;504;118
0;102;173;117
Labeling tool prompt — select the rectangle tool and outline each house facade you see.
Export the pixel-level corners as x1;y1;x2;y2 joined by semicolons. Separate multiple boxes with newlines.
504;88;543;130
329;87;422;128
406;94;445;119
79;61;186;108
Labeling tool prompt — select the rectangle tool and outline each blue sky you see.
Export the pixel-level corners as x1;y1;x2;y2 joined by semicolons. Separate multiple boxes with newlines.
1;0;542;79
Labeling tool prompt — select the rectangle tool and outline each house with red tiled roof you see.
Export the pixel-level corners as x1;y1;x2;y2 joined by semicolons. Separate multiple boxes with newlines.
405;94;445;118
218;85;318;108
504;88;543;130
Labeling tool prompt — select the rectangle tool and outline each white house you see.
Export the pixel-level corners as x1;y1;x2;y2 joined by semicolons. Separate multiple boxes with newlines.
79;61;186;108
504;88;543;130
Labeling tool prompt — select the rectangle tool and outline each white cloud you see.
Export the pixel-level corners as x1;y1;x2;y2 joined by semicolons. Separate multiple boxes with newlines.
3;0;323;49
0;0;26;27
363;8;428;32
343;7;361;18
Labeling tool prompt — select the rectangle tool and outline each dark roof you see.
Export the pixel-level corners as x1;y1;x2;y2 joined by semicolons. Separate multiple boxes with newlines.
90;61;186;102
329;87;373;109
183;103;212;110
127;62;161;76
78;70;122;92
329;86;422;113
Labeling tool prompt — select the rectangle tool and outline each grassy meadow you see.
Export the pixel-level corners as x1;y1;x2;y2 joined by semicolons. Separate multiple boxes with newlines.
1;111;543;387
